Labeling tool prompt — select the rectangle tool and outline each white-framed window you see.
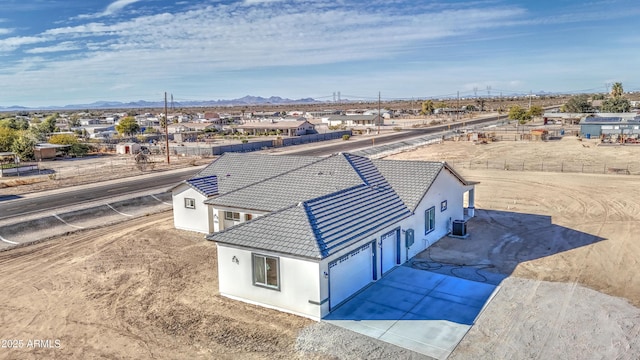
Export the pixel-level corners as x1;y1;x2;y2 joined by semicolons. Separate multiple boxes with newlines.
184;198;196;209
224;211;240;221
252;254;280;290
425;206;435;234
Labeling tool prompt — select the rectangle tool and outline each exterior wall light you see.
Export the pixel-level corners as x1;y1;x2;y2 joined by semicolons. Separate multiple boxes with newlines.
323;271;328;279
232;256;239;264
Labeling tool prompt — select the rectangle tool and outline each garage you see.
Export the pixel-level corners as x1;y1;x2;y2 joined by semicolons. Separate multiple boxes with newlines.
381;229;399;275
329;242;374;309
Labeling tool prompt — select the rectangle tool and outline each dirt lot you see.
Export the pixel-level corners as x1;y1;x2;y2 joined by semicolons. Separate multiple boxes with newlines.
0;213;315;359
1;136;640;359
387;139;640;358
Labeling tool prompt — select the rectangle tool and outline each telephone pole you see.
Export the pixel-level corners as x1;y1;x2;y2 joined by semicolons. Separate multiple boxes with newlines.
164;92;170;164
377;91;381;135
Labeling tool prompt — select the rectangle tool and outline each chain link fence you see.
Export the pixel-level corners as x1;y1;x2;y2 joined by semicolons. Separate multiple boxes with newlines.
448;159;639;175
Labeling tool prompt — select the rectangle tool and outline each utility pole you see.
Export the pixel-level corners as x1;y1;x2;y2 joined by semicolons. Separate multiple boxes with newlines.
377;91;381;135
456;91;460;121
164;92;170;164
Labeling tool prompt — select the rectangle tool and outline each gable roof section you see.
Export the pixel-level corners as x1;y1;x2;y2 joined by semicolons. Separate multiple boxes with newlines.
196;153;321;194
304;183;411;257
204;153;363;212
209;182;412;259
372;159;444;211
209;205;321;259
186;175;219;197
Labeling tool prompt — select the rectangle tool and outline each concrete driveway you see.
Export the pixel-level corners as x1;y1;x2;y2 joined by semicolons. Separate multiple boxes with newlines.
324;265;500;359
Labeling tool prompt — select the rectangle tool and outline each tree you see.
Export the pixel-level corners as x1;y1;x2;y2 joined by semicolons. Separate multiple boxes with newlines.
601;97;631;113
115;116;140;136
592;93;606;100
11;131;37;160
508;105;531;123
68;115;81;128
476;98;486;112
0;127;17;152
69;143;91;157
611;82;623;98
435;101;448;109
49;133;79;145
0;118;29;131
144;126;159;134
563;95;592;113
30;114;59;141
527;105;544;118
420;100;434;115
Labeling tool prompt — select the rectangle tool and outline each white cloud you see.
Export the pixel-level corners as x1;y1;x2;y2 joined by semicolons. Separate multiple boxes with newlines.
0;35;46;52
76;0;144;19
24;41;81;54
0;28;14;36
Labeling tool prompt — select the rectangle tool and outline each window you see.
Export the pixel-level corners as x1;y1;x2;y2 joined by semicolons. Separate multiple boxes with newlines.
253;254;279;290
224;211;240;221
441;200;447;212
245;214;253;221
425;206;435;234
184;198;196;209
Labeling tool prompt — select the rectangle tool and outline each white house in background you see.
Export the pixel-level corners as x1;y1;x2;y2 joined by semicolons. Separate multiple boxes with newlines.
323;115;382;127
170;152;477;320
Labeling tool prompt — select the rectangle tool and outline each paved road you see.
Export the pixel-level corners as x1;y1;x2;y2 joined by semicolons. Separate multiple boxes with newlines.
0;169;197;221
0;111;538;221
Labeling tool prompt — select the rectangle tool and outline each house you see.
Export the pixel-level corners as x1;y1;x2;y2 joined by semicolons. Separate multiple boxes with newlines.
34;143;71;160
324;115;382;127
167;122;218;134
116;142;141;155
236;120;315;136
171;152;477;320
579;113;640;138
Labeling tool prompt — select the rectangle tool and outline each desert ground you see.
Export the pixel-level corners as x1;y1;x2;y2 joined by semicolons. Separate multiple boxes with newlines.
1;135;640;359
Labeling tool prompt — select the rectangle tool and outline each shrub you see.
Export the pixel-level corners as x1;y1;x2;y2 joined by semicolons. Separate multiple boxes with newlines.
342;134;350;141
393;127;402;132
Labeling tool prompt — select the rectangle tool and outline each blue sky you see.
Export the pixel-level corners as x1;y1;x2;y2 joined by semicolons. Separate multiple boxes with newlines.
1;0;639;107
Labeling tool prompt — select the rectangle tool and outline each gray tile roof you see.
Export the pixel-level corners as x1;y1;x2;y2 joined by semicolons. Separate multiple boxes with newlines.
304;183;411;257
209;182;412;259
210;204;322;259
204;153;363;211
186;175;218;197
196;152;321;194
372;159;444;211
205;153;470;259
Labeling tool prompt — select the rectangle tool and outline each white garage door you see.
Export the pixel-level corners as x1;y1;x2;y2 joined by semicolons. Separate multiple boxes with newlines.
381;230;398;275
329;242;373;309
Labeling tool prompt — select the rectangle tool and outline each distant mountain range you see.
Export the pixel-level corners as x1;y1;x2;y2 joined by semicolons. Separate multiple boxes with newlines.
0;95;322;111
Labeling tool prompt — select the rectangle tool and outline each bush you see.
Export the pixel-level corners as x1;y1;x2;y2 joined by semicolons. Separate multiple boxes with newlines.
393;127;402;132
342;134;350;141
241;139;249;143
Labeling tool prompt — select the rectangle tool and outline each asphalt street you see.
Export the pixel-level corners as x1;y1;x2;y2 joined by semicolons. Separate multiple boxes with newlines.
0;112;511;221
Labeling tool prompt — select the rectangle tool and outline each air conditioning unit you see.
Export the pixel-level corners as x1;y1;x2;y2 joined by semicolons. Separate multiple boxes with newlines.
450;219;469;238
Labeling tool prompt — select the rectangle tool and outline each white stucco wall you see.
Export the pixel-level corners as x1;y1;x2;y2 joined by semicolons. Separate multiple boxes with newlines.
217;245;322;320
398;169;468;260
172;186;212;233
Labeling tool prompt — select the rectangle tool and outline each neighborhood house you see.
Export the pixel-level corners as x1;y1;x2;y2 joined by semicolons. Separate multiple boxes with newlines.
170;152;477;320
